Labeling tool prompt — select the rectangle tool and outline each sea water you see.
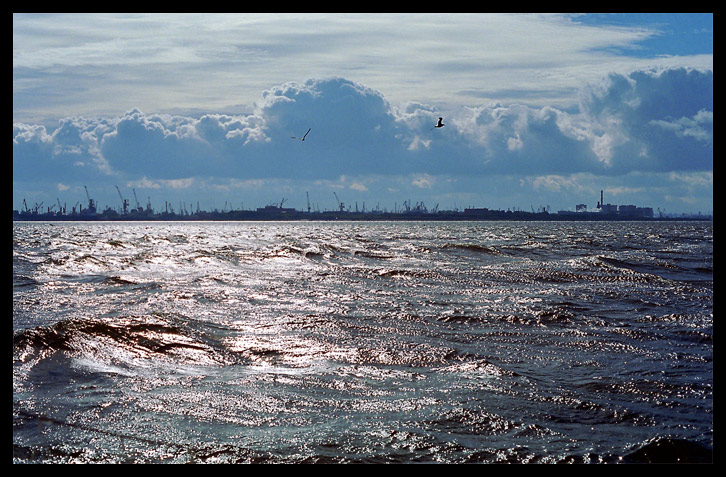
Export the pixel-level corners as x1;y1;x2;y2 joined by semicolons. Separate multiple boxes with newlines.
13;220;713;463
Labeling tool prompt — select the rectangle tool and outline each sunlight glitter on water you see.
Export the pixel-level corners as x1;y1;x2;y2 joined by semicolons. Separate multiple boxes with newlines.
14;221;712;463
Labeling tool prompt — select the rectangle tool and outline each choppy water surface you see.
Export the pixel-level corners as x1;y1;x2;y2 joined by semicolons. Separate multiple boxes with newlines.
13;221;712;463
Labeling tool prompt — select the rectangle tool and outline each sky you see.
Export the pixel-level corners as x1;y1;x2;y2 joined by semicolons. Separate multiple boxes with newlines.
13;13;713;215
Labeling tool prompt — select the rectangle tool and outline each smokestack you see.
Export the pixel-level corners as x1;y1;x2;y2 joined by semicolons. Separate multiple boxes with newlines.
599;190;603;209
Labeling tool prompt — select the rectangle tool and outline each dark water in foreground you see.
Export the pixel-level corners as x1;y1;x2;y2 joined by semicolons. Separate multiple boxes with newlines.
13;221;712;463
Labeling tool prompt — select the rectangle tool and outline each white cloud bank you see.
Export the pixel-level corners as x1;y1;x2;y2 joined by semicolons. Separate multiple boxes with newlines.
13;67;713;213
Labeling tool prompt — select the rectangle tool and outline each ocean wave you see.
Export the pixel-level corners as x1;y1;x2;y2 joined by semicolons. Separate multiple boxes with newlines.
621;437;712;463
434;357;520;378
441;243;502;255
13;275;39;288
353;250;395;260
13;316;229;367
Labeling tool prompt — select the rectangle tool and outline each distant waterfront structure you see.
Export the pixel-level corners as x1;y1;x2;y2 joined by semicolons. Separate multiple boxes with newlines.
557;190;653;218
618;204;654;218
13;187;705;222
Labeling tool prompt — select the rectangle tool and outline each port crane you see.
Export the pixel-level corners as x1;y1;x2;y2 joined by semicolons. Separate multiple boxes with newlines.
84;186;96;213
132;188;142;213
115;186;129;214
333;192;345;212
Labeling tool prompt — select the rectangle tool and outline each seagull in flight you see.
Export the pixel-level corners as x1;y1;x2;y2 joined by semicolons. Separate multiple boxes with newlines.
431;117;445;130
291;128;311;141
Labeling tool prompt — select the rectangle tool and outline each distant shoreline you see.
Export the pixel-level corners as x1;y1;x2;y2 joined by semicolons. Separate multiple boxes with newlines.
12;211;712;223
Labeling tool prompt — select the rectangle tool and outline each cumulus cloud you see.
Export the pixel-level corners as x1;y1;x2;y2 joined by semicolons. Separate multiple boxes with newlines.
650;109;712;144
576;67;713;173
13;69;713;212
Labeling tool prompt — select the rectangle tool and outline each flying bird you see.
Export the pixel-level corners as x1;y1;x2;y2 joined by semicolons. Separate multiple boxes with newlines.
431;117;445;130
291;128;311;141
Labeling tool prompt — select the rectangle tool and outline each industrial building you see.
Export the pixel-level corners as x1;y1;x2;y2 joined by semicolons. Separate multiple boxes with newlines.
557;190;653;218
